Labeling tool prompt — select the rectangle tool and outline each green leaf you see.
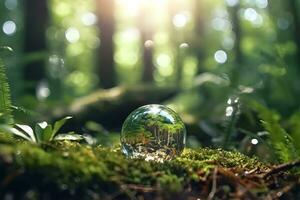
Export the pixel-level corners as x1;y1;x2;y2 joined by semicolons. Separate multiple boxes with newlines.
35;122;55;142
35;122;47;142
54;133;83;141
42;124;53;141
1;125;33;142
250;101;297;162
51;116;72;140
0;59;13;124
288;111;300;155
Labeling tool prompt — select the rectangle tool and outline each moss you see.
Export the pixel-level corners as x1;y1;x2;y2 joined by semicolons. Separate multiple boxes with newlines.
0;132;292;199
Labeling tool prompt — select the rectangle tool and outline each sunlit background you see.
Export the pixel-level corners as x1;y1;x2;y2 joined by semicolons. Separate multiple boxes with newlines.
2;0;290;96
1;0;300;159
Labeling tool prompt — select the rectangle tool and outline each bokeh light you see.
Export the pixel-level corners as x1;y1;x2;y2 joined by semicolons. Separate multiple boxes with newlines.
4;0;18;10
214;50;227;64
65;27;80;43
2;20;17;36
173;13;188;28
81;12;97;26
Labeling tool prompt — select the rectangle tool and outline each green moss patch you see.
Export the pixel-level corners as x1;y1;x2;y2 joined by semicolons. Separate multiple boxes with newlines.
0;133;298;199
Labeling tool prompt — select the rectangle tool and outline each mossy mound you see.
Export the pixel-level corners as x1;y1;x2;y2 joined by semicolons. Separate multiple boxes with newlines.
0;133;298;200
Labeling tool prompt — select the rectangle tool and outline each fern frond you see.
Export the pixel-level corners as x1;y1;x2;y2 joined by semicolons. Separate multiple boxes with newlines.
288;111;300;155
251;101;297;163
0;59;14;124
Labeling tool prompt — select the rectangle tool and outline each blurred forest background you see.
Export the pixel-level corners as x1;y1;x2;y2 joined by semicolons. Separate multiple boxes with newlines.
1;0;300;162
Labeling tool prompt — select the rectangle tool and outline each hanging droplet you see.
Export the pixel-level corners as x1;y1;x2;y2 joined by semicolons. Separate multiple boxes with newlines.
121;104;186;162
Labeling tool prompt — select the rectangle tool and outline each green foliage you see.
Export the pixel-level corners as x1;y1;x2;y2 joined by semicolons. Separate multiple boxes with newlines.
4;116;83;143
288;111;300;155
0;59;13;124
250;101;298;162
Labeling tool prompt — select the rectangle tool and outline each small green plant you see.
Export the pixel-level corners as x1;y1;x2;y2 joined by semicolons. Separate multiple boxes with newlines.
250;101;298;162
0;55;82;144
2;116;83;143
0;58;13;124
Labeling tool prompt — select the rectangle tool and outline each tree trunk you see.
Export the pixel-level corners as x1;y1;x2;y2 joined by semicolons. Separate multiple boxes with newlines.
23;0;48;95
141;30;154;82
51;84;178;130
194;0;206;75
139;4;154;83
228;3;242;86
288;0;300;66
96;0;116;89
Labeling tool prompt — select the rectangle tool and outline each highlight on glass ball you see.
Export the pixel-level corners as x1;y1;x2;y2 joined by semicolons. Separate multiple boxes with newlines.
121;104;186;162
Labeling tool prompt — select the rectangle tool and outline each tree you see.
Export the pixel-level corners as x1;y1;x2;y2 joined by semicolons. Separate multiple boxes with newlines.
287;0;300;66
96;0;116;88
227;2;242;86
139;2;155;83
193;0;206;75
23;0;49;95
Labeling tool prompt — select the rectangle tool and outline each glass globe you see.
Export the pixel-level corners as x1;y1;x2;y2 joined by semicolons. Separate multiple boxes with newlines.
121;104;186;161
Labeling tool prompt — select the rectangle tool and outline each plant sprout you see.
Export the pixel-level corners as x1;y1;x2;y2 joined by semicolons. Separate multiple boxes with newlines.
2;116;83;143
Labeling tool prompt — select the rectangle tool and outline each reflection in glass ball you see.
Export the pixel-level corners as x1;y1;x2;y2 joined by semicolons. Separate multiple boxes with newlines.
121;104;186;162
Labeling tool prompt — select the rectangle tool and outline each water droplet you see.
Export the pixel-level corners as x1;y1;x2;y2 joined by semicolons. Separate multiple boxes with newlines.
121;104;186;162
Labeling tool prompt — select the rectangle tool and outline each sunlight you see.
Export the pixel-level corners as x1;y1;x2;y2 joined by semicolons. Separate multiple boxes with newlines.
212;17;231;31
225;0;239;7
4;0;17;10
214;50;227;64
256;0;268;9
65;27;80;43
117;0;140;17
2;20;16;36
156;53;171;68
36;81;50;100
117;0;168;20
243;8;263;27
121;28;140;41
173;13;188;28
179;43;189;49
81;12;97;26
144;40;154;48
54;2;71;17
222;36;235;50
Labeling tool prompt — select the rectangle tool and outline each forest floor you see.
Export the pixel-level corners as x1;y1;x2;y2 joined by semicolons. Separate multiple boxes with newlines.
0;133;299;200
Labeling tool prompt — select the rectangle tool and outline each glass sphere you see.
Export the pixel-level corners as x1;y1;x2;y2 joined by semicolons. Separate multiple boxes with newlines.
121;104;186;161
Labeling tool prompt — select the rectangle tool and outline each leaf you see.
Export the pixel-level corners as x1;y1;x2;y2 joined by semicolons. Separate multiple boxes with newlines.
42;124;53;141
0;46;14;53
1;126;32;142
54;133;83;141
15;124;36;143
250;101;297;162
0;59;13;124
35;122;47;142
51;116;72;140
288;111;300;155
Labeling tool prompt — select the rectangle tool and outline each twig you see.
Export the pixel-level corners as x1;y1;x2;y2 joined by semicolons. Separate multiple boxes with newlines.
208;167;218;200
1;170;23;188
263;160;300;178
267;183;296;199
121;184;158;193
